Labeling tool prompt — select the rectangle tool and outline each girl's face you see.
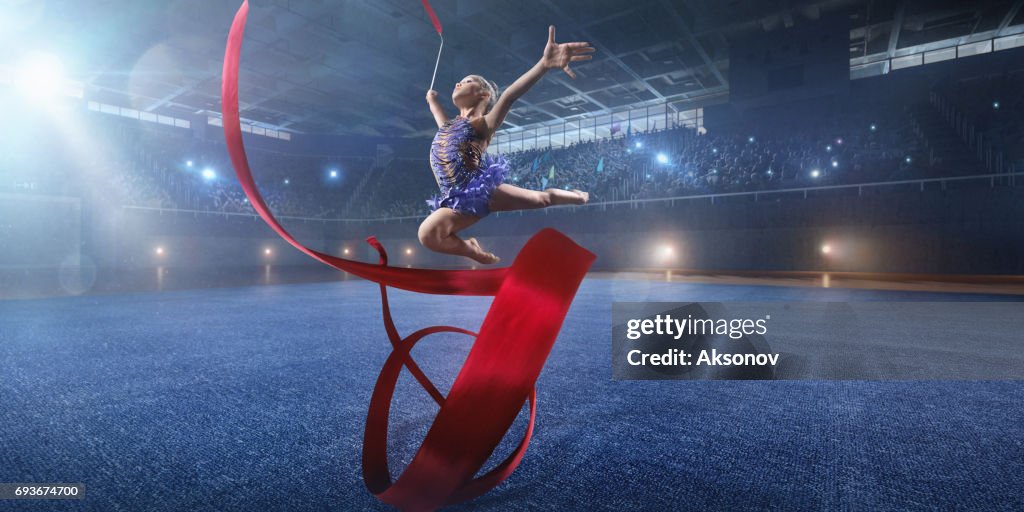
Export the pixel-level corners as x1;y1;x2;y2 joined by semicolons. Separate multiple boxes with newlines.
452;76;486;106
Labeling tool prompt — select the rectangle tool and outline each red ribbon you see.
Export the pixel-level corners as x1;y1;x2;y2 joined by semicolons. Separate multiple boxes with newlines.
222;2;595;509
420;0;443;35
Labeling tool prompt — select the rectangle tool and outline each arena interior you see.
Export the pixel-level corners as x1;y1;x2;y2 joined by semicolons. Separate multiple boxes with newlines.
1;0;1023;510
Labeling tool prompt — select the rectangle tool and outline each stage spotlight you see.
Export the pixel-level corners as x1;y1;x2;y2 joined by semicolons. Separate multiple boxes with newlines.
155;247;164;255
405;248;413;255
826;145;832;152
329;170;338;178
905;156;912;164
836;138;843;145
186;160;193;167
343;248;350;255
748;136;755;143
661;245;674;258
712;148;718;154
831;161;839;168
635;141;642;149
264;248;272;255
821;244;832;255
202;168;216;180
284;178;290;185
14;52;65;101
870;124;877;131
656;153;668;164
993;101;1000;109
810;169;821;178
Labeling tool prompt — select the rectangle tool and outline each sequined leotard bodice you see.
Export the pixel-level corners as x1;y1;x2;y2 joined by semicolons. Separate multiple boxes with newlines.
429;116;486;189
425;116;510;218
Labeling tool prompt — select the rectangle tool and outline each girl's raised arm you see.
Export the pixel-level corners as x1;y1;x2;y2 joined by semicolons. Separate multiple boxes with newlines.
484;25;595;132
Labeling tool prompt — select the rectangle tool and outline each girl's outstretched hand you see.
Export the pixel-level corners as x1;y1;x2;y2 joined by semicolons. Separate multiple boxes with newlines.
426;90;439;102
540;25;595;79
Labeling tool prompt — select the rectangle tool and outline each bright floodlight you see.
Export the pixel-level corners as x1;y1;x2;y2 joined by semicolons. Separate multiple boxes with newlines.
15;52;64;100
821;244;832;255
155;247;164;255
635;141;642;149
836;138;843;144
993;101;1000;109
826;145;832;152
329;170;338;178
870;124;877;131
264;248;272;255
186;160;193;167
342;248;350;255
202;168;216;180
905;156;912;163
656;153;668;164
405;248;413;255
810;169;821;178
657;244;677;264
748;136;755;143
831;161;838;168
712;148;718;153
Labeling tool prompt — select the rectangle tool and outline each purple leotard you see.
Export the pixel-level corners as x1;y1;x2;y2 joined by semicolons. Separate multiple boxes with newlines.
425;116;510;217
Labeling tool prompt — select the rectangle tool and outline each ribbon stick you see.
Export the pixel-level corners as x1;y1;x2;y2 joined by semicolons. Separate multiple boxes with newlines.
222;2;596;510
429;37;443;92
421;0;444;91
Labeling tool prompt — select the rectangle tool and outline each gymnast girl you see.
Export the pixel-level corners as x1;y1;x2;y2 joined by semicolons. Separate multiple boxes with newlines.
420;26;595;265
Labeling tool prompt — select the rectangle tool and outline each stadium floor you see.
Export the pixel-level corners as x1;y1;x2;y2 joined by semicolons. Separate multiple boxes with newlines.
1;275;1022;511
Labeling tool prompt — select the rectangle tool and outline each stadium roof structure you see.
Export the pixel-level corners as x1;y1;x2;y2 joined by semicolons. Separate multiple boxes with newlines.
20;0;1024;138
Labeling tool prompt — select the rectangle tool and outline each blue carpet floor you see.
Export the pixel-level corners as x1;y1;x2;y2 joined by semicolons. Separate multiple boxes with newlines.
1;278;1022;511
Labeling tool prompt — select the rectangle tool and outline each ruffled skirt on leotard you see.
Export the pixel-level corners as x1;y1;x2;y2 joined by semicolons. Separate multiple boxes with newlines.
426;154;510;218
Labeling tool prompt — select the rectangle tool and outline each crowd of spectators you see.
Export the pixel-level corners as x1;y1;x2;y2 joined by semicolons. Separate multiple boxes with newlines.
19;114;376;218
356;104;924;215
7;84;1010;220
348;93;942;216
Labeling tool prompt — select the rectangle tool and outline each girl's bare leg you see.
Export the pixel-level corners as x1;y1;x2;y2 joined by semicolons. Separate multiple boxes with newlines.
488;184;589;213
417;207;500;264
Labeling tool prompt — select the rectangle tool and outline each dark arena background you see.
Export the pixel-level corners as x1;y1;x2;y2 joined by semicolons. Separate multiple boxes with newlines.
2;0;1024;510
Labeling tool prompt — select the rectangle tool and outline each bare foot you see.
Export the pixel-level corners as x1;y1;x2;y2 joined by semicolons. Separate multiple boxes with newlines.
571;189;589;204
466;237;500;265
